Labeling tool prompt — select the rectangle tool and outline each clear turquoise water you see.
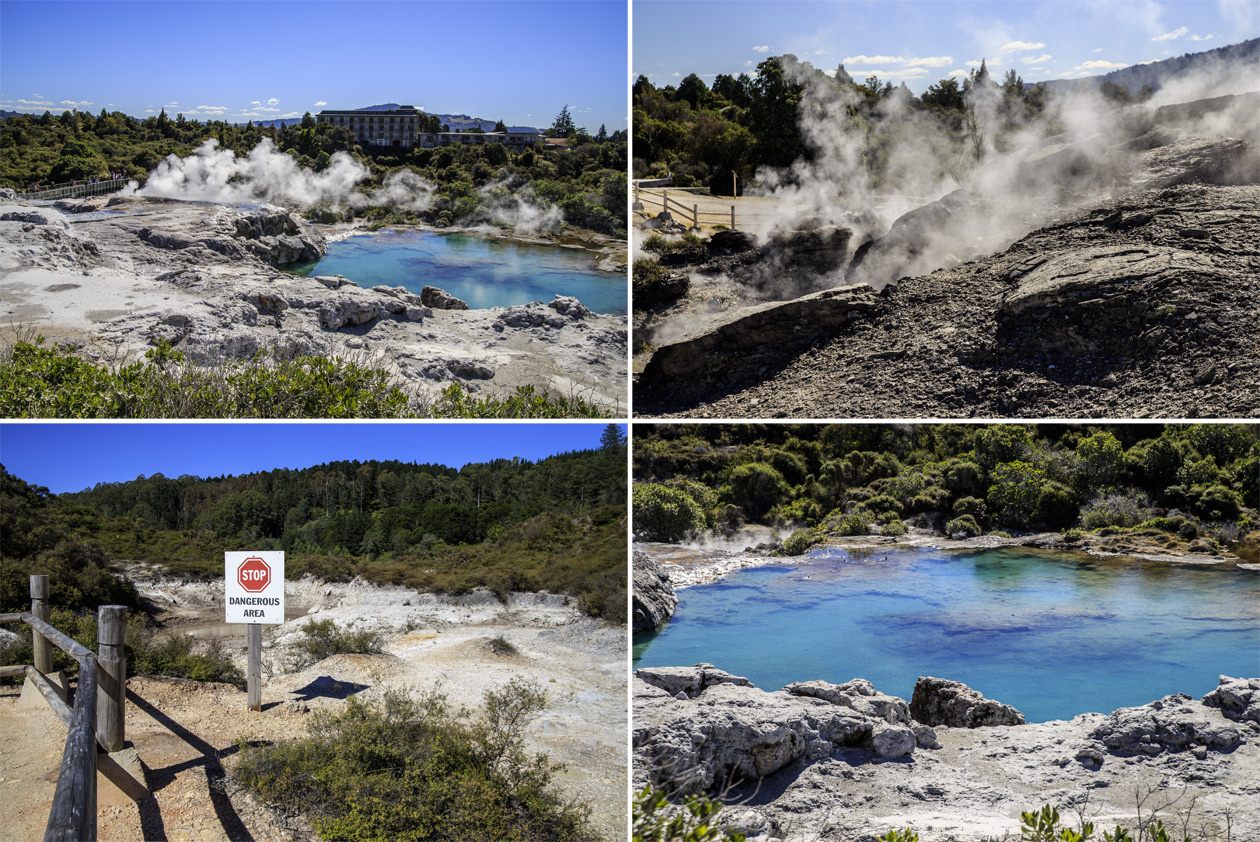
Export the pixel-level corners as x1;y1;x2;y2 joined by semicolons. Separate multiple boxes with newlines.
633;547;1260;722
289;229;626;315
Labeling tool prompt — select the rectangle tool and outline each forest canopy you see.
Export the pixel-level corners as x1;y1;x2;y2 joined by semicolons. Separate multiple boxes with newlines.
632;423;1258;551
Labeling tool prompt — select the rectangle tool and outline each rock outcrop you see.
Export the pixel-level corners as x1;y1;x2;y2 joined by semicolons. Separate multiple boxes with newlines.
634;671;1260;842
639;284;879;386
1203;675;1260;726
1088;692;1242;756
909;676;1026;727
632;551;678;633
421;285;469;310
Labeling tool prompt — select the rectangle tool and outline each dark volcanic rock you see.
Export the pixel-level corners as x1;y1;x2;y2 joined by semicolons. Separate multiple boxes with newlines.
639;284;879;386
909;676;1025;727
632;551;678;633
635;183;1260;419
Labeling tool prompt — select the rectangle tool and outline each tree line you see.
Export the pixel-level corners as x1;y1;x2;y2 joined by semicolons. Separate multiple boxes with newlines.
632;54;1151;195
1;427;628;621
632;424;1257;549
0;106;627;237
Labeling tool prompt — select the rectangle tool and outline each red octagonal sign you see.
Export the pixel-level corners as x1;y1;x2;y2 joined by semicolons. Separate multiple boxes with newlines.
237;556;271;593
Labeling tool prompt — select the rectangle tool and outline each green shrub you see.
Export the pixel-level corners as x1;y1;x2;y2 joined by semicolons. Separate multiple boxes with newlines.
1080;490;1152;530
633;785;745;842
1060;527;1084;543
235;682;592;841
0;340;607;419
641;231;703;255
837;510;873;536
290;618;383;670
780;528;822;556
946;515;981;538
952;496;987;519
1192;484;1243;521
634;483;706;543
880;519;908;536
720;462;790;521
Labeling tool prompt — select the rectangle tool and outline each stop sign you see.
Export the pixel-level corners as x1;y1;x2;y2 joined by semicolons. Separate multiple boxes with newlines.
237;556;271;592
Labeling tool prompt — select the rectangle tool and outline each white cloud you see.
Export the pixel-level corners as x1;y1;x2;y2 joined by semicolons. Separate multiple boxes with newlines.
1075;59;1129;70
60;100;93;107
670;72;681;77
250;100;261;106
1001;40;1045;52
165;101;178;107
1029;66;1046;72
1190;34;1215;41
965;60;984;68
814;49;829;55
1021;54;1052;64
899;67;930;78
752;45;770;53
906;56;953;67
17;99;53;107
1153;26;1188;41
314;100;327;106
948;69;969;78
1093;47;1104;53
843;55;905;64
267;98;279;105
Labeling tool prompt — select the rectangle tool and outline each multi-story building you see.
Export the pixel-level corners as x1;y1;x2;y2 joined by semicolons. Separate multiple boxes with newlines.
316;105;540;151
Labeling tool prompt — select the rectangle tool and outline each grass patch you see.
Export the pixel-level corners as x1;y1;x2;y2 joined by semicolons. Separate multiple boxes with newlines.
234;681;594;841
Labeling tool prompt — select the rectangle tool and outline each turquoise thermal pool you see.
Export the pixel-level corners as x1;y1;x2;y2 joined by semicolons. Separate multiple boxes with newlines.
291;229;626;314
633;546;1260;722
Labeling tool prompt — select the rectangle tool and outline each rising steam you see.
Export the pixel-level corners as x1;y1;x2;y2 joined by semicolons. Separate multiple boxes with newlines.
128;138;435;211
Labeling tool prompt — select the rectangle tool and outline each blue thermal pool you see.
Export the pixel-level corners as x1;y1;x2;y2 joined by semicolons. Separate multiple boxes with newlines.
289;229;626;315
632;546;1260;722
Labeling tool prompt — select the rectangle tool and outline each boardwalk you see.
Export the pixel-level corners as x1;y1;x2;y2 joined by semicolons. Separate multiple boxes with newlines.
14;178;130;202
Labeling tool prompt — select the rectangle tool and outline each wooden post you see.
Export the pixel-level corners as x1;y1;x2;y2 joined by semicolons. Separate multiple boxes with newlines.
732;205;737;231
96;606;126;753
693;203;699;230
30;575;53;675
44;653;97;842
247;624;262;712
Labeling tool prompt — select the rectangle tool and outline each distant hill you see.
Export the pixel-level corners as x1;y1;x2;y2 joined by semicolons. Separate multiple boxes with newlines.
1040;38;1260;95
250;103;540;133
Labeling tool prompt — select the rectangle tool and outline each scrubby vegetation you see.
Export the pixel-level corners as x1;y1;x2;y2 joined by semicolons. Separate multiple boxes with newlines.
234;681;594;841
0;107;627;238
632;424;1258;556
1;430;626;628
0;338;610;419
632;785;745;842
288;618;384;671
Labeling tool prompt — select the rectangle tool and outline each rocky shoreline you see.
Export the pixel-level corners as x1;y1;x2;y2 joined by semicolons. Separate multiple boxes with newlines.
0;195;627;410
634;667;1260;841
633;528;1258;594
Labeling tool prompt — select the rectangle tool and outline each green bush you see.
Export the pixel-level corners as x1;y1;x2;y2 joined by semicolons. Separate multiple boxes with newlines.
235;682;592;841
641;231;703;255
290;618;383;671
0;340;608;419
946;515;982;538
634;483;706;543
880;519;908;536
952;496;987;519
720;462;789;521
780;527;822;556
1080;490;1152;530
837;510;873;536
1060;527;1084;543
633;785;745;842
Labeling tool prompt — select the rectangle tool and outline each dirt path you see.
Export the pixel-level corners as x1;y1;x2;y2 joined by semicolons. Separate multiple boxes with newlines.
0;576;627;842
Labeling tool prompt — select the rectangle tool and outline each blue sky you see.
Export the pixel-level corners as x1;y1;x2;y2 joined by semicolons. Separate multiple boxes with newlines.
633;0;1259;93
0;0;628;132
0;422;626;494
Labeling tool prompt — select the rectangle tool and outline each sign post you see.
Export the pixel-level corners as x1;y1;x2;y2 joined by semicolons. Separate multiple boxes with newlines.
225;551;284;711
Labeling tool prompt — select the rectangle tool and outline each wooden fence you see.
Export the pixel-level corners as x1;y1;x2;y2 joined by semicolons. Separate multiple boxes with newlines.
14;178;129;202
634;186;740;231
0;575;132;842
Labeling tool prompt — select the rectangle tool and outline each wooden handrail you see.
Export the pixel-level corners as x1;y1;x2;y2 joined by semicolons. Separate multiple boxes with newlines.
2;576;128;842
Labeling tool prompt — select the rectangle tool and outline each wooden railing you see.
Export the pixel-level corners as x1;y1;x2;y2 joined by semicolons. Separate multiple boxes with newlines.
0;575;133;842
14;178;129;202
634;186;744;231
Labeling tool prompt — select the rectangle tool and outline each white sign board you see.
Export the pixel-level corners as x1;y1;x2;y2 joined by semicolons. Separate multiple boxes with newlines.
225;551;285;624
